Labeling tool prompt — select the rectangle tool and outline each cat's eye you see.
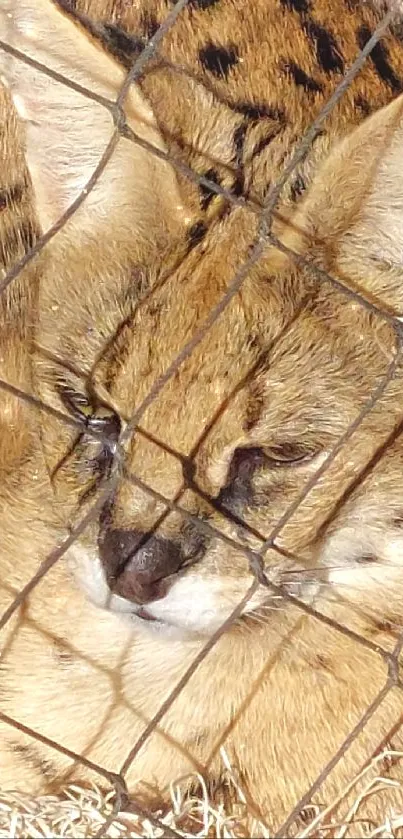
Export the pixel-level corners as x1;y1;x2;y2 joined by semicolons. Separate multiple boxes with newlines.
262;442;315;466
60;386;121;446
226;442;315;485
87;406;121;442
51;387;122;490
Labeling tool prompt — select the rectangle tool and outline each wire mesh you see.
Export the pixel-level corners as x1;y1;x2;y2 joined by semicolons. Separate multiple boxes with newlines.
1;0;403;835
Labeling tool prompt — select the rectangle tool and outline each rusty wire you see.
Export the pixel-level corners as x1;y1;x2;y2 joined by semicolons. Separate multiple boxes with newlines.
1;0;403;835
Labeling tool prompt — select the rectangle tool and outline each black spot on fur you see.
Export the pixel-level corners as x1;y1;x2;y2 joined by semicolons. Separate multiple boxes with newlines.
282;61;323;93
188;0;221;8
234;101;285;122
250;127;282;162
199;169;221;211
357;26;402;93
290;174;306;201
356;553;377;564
13;743;56;780
280;0;310;12
304;21;344;74
140;12;160;39
232;123;248;196
0;221;36;266
0;183;25;211
244;378;265;432
199;43;239;78
102;23;144;67
354;95;371;116
188;221;208;246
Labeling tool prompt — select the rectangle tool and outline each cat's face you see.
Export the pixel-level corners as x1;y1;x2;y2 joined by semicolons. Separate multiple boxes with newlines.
36;203;403;640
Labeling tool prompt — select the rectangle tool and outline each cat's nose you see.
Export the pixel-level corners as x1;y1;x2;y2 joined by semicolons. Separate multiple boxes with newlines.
98;527;183;604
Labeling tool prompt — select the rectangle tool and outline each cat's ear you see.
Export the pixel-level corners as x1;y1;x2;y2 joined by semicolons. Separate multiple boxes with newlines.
0;0;189;236
289;95;403;310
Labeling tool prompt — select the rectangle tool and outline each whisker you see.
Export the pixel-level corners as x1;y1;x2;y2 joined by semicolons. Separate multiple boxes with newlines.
246;614;269;628
248;605;287;621
281;564;347;577
281;561;403;579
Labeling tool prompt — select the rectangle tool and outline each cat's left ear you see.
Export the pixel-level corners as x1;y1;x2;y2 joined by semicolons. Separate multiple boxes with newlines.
0;0;189;238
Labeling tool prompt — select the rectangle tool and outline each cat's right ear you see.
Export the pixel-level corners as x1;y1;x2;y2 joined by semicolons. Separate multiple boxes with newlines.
283;93;403;313
0;0;190;241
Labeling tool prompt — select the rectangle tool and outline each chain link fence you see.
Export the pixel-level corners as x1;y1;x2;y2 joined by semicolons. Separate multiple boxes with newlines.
1;0;403;835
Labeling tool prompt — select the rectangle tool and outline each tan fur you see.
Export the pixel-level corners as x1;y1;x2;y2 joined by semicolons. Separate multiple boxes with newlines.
1;0;403;833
